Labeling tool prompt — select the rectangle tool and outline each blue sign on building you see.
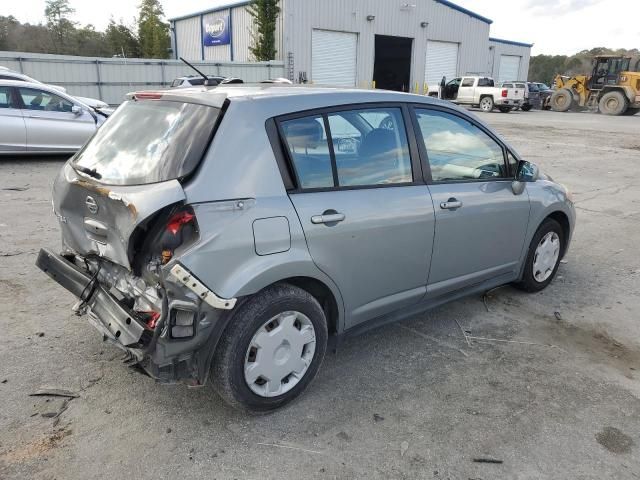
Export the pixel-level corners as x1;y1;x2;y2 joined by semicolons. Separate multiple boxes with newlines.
203;16;231;46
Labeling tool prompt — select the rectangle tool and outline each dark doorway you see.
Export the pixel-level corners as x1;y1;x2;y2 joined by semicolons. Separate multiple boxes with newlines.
373;35;413;92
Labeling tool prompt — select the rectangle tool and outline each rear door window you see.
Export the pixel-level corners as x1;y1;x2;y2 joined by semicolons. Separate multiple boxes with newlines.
280;107;413;189
461;78;475;87
280;116;334;189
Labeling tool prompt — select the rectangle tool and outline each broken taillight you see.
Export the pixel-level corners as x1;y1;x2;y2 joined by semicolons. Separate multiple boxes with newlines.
140;311;161;330
166;210;195;235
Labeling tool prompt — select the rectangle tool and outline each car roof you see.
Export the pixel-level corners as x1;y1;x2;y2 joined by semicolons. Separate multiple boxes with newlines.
130;84;454;110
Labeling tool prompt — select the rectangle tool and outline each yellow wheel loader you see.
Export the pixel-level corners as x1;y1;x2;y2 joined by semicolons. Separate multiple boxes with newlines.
549;55;640;115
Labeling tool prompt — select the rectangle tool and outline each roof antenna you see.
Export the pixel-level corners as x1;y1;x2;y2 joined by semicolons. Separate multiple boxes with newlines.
179;57;211;86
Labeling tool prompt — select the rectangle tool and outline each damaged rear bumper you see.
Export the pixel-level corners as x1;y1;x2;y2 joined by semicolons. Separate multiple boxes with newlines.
37;248;147;350
36;248;234;385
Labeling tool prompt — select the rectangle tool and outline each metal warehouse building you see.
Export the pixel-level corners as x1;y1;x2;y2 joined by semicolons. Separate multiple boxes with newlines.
170;0;532;91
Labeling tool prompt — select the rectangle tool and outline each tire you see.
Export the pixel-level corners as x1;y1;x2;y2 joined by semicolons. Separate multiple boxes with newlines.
622;107;639;116
515;218;565;293
550;89;573;112
210;283;328;413
598;91;628;116
521;104;532;112
479;96;494;112
498;106;512;113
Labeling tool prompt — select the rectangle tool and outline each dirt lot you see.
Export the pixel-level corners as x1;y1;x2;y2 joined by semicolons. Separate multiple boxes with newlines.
1;110;639;479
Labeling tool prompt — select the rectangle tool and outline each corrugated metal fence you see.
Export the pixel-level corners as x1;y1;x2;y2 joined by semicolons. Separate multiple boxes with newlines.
0;51;285;105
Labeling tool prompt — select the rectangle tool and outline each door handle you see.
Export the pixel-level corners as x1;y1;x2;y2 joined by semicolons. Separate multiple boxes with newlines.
440;198;463;210
311;213;345;225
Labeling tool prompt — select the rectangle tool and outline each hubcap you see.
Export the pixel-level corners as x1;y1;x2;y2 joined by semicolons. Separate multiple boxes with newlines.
532;232;560;283
606;98;619;110
481;99;492;111
244;311;316;398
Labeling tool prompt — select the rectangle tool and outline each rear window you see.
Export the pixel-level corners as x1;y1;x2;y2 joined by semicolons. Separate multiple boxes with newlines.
72;99;220;185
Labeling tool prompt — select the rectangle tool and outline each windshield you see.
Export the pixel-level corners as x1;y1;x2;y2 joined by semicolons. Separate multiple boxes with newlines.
72;99;220;185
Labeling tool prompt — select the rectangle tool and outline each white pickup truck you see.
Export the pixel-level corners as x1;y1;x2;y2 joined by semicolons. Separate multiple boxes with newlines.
431;76;524;113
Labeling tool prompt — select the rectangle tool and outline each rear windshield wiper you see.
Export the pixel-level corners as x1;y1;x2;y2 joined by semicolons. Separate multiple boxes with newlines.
73;165;102;180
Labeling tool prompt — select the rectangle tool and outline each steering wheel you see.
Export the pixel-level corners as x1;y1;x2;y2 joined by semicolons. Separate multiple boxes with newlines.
379;115;395;131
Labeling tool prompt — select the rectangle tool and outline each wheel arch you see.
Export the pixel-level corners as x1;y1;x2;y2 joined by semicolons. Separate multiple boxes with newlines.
599;86;634;103
280;276;340;336
545;210;571;256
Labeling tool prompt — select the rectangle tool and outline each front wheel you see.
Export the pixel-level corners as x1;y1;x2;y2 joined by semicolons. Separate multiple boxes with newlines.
211;284;328;413
479;96;494;112
515;219;564;292
521;104;532;112
498;106;512;113
622;107;639;116
550;89;573;112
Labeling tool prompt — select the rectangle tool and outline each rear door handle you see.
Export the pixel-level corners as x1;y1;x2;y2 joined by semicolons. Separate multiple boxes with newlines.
440;199;463;210
311;213;345;224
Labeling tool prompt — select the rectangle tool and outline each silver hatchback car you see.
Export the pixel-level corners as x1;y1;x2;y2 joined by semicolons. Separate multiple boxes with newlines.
37;85;575;412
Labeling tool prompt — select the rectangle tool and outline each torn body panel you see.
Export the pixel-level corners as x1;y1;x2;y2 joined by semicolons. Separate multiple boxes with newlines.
53;162;186;270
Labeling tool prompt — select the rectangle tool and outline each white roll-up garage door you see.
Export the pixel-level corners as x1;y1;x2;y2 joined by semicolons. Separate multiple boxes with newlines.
498;55;521;83
312;30;357;87
424;41;459;87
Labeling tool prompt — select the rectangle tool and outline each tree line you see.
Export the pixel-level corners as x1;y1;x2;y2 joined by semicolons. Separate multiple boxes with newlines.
529;47;640;84
0;0;282;61
0;0;171;58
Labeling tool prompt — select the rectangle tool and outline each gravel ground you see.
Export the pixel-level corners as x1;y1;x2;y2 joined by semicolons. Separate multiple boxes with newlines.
0;110;639;479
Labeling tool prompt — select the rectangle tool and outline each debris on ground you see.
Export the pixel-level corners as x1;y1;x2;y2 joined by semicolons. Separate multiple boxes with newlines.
1;186;29;191
473;457;503;464
373;413;384;422
400;440;409;457
29;388;79;399
554;311;563;321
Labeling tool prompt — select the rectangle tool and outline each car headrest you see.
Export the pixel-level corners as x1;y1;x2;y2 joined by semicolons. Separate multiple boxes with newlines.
360;128;397;159
285;119;323;150
30;94;44;106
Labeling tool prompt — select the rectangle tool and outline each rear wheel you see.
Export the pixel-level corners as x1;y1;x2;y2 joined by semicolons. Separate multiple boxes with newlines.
521;104;532;112
211;284;328;413
498;106;512;113
515;218;564;292
479;96;494;112
622;107;639;116
550;89;573;112
599;91;628;115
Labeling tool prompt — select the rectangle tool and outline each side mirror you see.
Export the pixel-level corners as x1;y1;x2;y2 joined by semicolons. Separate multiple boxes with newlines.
512;160;539;195
71;105;83;115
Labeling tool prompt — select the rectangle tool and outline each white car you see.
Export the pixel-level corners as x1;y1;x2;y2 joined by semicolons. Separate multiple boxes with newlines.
0;66;113;113
0;80;107;154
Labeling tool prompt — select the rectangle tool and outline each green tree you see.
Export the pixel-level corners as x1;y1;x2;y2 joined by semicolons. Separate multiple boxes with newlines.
247;0;280;61
45;0;76;53
137;0;170;59
106;18;141;57
72;25;110;57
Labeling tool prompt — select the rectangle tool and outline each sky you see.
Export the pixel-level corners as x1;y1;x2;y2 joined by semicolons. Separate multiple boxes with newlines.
4;0;638;55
